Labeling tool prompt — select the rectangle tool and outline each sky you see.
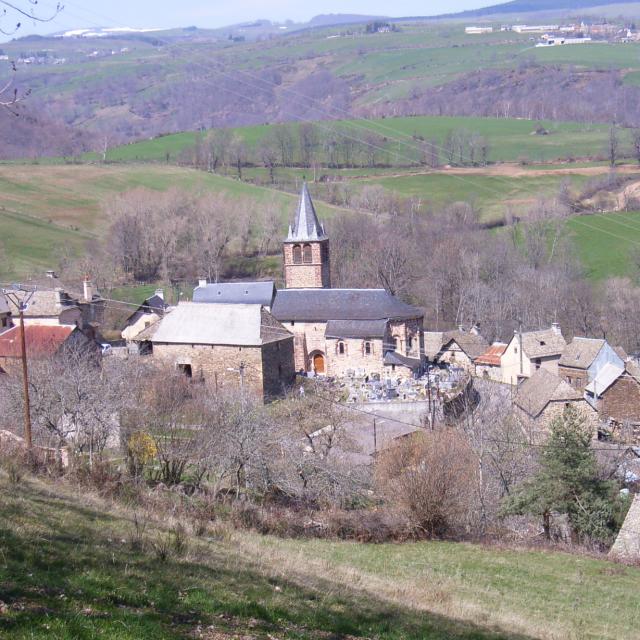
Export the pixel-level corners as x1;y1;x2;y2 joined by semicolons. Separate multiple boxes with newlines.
3;0;489;38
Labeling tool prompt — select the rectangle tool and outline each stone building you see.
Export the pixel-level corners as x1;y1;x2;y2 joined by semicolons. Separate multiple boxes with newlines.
501;324;567;385
558;337;623;390
271;184;424;380
121;289;169;343
150;303;294;401
474;342;507;382
513;368;600;442
425;327;489;373
588;362;640;441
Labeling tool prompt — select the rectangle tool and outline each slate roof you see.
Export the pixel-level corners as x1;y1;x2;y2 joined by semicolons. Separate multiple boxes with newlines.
0;325;75;358
442;330;489;361
475;342;508;366
424;331;445;360
152;303;291;347
519;328;566;359
559;337;605;370
514;368;584;418
383;351;422;371
325;319;388;339
285;183;328;242
193;281;276;307
124;293;169;326
6;290;78;318
272;289;422;323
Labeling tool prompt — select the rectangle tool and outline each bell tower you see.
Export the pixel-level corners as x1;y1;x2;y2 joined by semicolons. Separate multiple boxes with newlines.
283;183;331;289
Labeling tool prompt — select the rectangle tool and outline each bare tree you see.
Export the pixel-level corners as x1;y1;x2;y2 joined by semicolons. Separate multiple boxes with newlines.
608;124;619;168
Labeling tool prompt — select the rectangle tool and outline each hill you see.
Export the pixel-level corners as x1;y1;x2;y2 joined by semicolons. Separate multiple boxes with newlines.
449;0;640;17
1;476;639;639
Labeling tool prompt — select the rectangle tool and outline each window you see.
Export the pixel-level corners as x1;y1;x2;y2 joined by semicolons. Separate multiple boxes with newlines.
534;358;541;370
394;337;400;352
408;336;413;349
291;321;295;327
364;341;371;355
338;341;346;355
303;243;312;263
292;244;302;264
177;364;192;379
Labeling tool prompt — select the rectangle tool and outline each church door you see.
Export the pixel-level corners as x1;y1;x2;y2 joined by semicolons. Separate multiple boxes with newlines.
313;353;326;375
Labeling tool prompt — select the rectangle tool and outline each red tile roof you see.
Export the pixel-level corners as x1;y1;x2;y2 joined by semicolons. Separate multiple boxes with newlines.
0;325;74;358
474;342;507;366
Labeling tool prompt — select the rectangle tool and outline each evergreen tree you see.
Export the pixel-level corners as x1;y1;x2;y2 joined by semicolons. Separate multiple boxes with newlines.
502;406;626;546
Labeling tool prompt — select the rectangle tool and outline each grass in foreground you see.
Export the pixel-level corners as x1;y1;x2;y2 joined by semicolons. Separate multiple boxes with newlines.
1;477;639;639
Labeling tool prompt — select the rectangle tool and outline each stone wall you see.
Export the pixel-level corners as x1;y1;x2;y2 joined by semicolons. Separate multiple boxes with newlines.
283;240;330;289
152;340;293;401
558;365;589;390
600;376;640;427
438;342;475;372
325;336;386;378
610;495;640;561
515;399;600;444
389;318;422;360
475;363;502;382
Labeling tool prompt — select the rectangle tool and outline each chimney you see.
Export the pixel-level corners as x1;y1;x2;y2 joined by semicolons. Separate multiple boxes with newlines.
155;288;164;300
83;277;94;302
551;322;562;336
198;279;207;288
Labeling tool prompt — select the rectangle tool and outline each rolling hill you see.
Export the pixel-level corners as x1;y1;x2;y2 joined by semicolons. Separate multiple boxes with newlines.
449;0;640;17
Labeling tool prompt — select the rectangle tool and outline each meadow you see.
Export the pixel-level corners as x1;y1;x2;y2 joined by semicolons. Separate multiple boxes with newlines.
1;476;638;640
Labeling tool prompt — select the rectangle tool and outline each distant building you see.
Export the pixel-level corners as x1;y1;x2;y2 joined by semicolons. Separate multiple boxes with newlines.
501;324;566;385
426;327;489;373
512;24;559;33
121;289;169;343
150;302;295;401
193;281;276;310
465;26;493;34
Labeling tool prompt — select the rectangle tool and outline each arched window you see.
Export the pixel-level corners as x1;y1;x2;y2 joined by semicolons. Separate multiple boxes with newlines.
338;341;346;355
364;341;372;356
292;244;302;264
303;243;313;263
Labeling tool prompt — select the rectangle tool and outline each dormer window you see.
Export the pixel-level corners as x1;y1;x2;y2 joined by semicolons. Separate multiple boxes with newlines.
303;244;312;264
292;244;302;264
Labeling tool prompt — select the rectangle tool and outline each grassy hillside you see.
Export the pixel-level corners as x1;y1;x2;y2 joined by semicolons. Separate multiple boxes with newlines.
1;477;639;639
0;164;342;278
93;115;624;165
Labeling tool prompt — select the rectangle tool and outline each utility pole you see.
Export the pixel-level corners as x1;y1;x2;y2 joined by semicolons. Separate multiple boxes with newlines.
373;418;377;454
3;285;36;449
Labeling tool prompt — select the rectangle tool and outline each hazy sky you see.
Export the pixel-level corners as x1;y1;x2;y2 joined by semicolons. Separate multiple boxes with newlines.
5;0;488;37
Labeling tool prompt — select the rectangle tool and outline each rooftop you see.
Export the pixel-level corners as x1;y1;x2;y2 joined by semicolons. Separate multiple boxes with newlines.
193;281;276;307
514;368;583;418
559;337;606;369
5;289;78;318
442;330;489;360
519;327;566;359
285;183;328;243
475;342;508;366
0;325;75;358
325;319;388;339
152;303;291;347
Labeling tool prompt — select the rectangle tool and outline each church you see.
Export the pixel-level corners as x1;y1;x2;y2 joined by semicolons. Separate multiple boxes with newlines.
271;184;425;379
194;184;425;380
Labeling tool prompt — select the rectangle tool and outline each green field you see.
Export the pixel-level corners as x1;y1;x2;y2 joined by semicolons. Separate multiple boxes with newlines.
91;115;625;166
1;476;639;640
568;211;640;279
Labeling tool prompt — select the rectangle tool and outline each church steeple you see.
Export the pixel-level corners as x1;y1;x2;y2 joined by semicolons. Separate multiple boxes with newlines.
283;183;331;289
287;183;328;242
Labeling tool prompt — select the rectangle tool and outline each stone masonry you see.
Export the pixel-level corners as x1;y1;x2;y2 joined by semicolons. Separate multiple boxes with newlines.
283;240;330;289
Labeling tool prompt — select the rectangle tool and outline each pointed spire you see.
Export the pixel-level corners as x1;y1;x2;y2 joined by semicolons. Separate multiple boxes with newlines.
286;183;328;242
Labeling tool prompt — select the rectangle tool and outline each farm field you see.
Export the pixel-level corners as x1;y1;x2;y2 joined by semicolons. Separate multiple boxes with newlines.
88;115;628;165
1;476;639;640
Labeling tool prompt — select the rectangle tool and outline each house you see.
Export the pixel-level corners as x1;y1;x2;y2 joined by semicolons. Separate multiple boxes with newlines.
5;278;104;330
474;342;507;382
434;327;489;373
270;184;424;380
0;293;11;332
588;362;640;441
0;324;99;373
558;337;624;390
513;368;599;441
501;324;566;385
150;302;295;401
193;281;276;310
121;289;169;343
